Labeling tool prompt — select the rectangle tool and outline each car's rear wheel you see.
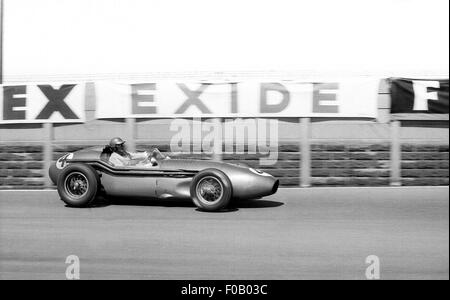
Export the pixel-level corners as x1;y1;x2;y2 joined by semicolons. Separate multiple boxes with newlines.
57;164;99;207
190;169;232;211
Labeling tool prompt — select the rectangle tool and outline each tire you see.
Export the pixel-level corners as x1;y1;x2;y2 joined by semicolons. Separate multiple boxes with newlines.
57;164;100;207
190;169;232;212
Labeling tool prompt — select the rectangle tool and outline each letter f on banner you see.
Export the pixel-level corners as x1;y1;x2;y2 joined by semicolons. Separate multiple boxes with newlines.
412;80;439;111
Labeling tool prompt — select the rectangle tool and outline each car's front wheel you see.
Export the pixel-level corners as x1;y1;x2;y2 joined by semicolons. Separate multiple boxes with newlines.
57;164;99;207
190;169;232;211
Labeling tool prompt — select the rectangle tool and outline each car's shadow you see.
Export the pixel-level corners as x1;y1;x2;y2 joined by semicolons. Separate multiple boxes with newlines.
77;196;284;213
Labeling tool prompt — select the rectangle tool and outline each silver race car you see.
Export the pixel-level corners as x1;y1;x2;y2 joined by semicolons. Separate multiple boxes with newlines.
49;145;279;212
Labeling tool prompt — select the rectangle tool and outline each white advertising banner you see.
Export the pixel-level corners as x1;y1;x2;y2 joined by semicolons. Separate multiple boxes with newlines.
95;78;379;119
0;83;86;124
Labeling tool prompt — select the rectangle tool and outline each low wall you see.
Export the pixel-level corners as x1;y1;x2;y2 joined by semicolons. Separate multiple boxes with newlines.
0;142;448;189
0;145;45;188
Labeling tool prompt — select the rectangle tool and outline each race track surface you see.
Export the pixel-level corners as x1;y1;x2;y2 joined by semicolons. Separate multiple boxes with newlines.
0;187;448;280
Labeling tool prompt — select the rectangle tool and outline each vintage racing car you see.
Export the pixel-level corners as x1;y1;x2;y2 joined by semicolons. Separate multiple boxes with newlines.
49;146;279;211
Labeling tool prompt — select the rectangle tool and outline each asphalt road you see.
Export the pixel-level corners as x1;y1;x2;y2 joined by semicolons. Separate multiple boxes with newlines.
0;187;448;280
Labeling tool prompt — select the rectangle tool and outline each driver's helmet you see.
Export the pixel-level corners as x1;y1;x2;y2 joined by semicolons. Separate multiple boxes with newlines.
109;137;125;150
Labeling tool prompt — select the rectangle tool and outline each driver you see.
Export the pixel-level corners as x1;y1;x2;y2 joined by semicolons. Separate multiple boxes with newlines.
108;137;152;167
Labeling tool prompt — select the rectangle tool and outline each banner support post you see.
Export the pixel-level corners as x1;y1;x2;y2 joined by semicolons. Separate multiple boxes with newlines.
300;117;311;187
43;123;54;189
390;120;401;186
126;118;136;152
212;118;223;161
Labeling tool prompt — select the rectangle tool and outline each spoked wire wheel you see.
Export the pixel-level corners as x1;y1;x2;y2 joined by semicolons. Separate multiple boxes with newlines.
57;164;99;207
190;169;232;211
196;176;224;205
64;172;89;198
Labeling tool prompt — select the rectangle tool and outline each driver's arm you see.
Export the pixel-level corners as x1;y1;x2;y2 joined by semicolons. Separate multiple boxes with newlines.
129;151;148;160
151;148;166;159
